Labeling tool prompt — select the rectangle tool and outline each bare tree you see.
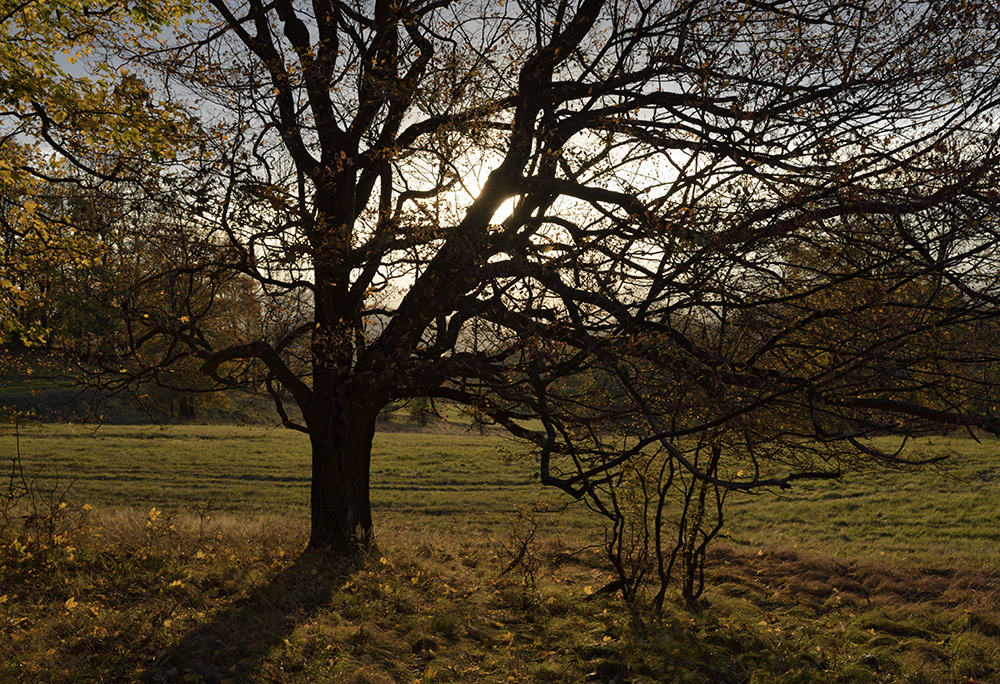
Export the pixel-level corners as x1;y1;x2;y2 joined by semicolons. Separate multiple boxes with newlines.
53;0;1000;559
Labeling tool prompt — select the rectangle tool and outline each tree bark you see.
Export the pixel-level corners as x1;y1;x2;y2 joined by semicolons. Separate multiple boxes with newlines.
307;393;380;555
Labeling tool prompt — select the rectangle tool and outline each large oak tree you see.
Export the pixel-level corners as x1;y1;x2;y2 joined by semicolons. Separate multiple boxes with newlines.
55;0;1000;557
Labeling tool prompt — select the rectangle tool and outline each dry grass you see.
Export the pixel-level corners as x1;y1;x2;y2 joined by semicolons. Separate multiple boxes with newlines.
1;508;616;683
4;505;1000;683
5;426;1000;682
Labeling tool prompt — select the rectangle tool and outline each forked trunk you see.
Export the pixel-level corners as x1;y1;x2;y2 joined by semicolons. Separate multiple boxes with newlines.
307;397;380;557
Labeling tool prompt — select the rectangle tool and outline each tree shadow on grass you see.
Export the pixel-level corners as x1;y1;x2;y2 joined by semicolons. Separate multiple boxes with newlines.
143;548;352;684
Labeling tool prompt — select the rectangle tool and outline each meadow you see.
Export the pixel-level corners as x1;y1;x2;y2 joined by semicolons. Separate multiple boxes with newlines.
3;424;1000;683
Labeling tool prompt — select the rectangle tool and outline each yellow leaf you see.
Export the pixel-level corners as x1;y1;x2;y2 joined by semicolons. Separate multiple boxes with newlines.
64;596;78;610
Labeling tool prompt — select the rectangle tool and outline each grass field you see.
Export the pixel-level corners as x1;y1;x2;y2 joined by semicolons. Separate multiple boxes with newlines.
3;425;1000;683
0;423;578;528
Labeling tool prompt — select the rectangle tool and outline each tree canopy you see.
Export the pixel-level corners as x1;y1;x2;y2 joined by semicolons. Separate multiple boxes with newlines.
0;0;193;344
8;0;1000;564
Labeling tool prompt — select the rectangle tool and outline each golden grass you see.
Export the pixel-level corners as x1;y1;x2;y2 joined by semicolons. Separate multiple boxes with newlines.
4;427;1000;682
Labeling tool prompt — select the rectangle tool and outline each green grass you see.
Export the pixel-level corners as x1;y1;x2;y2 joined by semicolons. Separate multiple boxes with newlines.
0;424;573;527
724;436;1000;564
10;425;998;560
3;426;1000;683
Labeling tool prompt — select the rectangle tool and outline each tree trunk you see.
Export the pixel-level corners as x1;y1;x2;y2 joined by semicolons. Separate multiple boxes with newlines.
177;395;196;421
307;394;380;556
306;171;380;557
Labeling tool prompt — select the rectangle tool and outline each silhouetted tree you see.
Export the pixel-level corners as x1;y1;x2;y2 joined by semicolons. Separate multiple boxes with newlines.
44;0;1000;560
